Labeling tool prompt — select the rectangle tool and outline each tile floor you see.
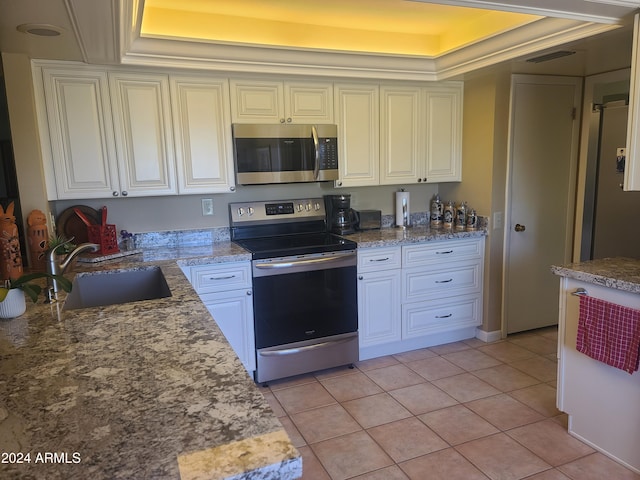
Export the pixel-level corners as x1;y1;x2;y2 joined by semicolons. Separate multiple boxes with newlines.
259;327;640;480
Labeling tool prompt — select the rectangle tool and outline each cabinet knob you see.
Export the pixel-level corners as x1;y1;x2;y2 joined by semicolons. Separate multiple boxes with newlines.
280;118;285;123
358;275;363;280
423;178;427;182
337;181;343;187
246;290;252;296
112;191;119;197
121;191;128;197
230;186;236;192
286;118;292;123
515;223;526;232
417;178;422;182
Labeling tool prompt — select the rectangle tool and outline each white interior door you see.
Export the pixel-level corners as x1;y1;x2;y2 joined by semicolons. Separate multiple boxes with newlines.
505;75;582;334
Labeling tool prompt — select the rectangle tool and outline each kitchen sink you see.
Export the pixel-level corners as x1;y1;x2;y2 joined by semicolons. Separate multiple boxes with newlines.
64;266;172;310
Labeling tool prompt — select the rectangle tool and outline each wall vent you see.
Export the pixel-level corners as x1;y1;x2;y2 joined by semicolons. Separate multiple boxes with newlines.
526;50;576;63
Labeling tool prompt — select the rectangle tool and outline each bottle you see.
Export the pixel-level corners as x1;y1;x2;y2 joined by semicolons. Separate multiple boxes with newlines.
466;208;478;231
443;201;455;229
455;201;467;230
430;194;443;227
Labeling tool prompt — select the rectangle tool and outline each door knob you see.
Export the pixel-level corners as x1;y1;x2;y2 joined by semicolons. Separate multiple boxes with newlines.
515;223;526;232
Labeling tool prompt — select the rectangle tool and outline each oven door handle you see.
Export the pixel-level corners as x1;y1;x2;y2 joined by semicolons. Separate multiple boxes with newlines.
254;252;354;270
312;125;320;180
259;336;355;357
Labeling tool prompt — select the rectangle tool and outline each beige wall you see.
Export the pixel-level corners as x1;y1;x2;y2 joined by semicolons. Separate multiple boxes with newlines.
2;54;50;229
441;70;511;335
52;183;438;234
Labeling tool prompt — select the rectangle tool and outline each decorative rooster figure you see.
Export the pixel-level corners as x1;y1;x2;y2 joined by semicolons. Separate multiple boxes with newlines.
0;202;23;280
27;209;48;272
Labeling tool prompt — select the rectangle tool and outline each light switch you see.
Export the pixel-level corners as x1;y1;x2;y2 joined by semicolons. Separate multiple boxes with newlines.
202;198;214;216
493;211;504;230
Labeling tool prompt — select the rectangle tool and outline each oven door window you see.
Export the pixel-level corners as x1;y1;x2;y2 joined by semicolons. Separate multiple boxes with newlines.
252;265;357;348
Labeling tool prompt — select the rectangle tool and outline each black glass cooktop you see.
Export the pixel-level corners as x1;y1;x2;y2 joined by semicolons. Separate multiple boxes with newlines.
234;233;357;260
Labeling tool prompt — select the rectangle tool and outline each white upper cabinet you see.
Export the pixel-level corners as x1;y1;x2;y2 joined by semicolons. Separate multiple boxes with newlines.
284;82;334;123
169;76;236;193
335;81;462;188
230;79;333;124
625;13;640;191
108;72;177;197
423;84;462;182
39;66;120;199
334;83;380;187
380;86;421;184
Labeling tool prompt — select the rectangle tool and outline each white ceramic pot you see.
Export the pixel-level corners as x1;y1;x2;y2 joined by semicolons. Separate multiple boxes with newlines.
0;289;27;319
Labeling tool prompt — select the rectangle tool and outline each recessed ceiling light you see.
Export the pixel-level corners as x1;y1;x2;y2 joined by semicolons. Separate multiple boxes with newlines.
16;23;63;37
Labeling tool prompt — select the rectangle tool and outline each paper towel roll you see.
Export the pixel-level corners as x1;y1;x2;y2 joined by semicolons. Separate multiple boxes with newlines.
395;191;410;227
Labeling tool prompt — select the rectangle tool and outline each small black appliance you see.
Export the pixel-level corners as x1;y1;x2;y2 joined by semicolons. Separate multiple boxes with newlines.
324;194;355;235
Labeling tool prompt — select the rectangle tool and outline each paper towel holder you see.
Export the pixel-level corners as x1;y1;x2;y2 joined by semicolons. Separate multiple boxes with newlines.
395;189;413;229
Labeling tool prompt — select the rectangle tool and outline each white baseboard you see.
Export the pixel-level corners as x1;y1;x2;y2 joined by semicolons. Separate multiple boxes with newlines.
475;328;502;343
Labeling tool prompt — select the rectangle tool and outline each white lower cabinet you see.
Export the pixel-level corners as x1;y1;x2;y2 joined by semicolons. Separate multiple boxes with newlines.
358;238;484;360
358;268;402;347
182;262;255;373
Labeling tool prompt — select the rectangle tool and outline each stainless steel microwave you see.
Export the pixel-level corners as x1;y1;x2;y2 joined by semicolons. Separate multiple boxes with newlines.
232;124;339;185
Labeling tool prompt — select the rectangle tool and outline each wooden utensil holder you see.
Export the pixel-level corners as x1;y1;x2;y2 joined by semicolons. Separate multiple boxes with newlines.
88;224;119;254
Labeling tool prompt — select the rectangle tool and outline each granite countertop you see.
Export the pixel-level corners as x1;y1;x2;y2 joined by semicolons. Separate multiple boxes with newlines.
0;242;300;480
344;225;487;248
551;257;640;294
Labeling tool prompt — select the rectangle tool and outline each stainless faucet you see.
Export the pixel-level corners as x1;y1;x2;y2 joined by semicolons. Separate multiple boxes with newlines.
46;241;99;300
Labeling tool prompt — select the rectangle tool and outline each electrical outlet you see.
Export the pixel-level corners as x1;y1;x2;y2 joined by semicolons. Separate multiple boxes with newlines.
201;198;214;216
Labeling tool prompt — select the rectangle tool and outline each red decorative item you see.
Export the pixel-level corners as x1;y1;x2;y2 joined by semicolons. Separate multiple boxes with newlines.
0;202;24;280
74;206;119;255
27;209;48;271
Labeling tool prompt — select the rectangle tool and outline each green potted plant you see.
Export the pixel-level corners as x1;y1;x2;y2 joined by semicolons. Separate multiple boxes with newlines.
0;272;72;319
48;234;76;255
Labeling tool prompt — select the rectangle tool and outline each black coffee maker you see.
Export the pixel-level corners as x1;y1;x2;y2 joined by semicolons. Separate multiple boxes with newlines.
324;194;355;235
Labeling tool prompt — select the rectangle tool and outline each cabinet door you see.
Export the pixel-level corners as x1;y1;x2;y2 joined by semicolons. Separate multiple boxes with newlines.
423;84;462;182
201;289;256;372
230;80;284;123
41;67;120;199
334;83;380;187
358;269;401;347
170;76;235;194
380;86;421;185
284;82;333;123
109;72;177;196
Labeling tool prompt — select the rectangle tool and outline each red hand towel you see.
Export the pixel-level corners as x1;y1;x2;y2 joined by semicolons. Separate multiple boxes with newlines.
577;295;640;374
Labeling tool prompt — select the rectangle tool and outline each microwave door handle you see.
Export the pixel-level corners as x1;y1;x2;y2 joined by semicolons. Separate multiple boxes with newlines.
311;125;320;180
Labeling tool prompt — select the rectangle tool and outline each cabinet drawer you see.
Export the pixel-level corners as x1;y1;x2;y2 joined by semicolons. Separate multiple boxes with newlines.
402;294;481;339
358;246;402;272
403;260;481;302
189;262;251;294
402;238;483;267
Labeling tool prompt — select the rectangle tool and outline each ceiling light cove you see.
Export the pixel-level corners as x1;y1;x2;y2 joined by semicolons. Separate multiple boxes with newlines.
140;0;542;56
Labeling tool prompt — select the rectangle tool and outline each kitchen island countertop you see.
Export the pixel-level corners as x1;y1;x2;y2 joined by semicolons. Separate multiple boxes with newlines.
551;257;640;294
0;242;299;480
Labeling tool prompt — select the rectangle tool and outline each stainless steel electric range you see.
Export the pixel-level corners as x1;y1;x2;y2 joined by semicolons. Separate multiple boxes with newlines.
230;197;358;384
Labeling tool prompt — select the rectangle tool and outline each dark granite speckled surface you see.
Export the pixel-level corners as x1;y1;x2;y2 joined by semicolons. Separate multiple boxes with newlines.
0;245;300;480
551;257;640;294
343;224;487;248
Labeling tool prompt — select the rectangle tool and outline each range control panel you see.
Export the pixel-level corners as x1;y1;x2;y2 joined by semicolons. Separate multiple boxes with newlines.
229;198;326;225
